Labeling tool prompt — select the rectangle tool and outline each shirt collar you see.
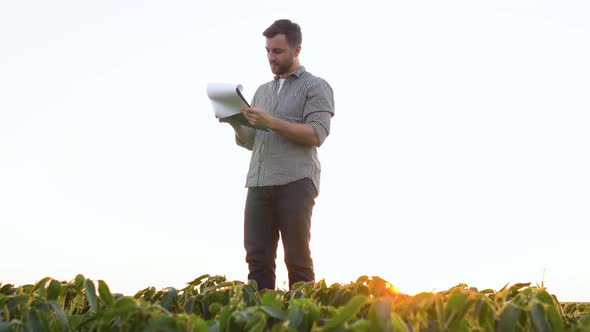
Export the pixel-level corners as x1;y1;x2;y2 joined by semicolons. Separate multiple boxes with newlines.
274;66;306;80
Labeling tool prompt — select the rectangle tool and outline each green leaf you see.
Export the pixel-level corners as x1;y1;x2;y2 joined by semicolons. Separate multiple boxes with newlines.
67;314;85;330
248;279;259;292
113;296;138;312
545;302;564;332
509;283;531;294
355;276;370;284
74;274;86;291
0;284;14;295
563;303;576;315
201;281;234;295
534;290;556;306
97;280;114;307
391;312;409;332
329;288;353;307
580;314;590;328
260;305;286;320
187;274;210;288
368;298;392;332
350;319;370;332
445;290;471;329
7;295;28;310
218;304;233;331
473;297;495;330
434;296;445;330
26;308;49;332
47;279;61;301
322;295;367;330
33;277;51;297
288;305;304;329
84;279;98;312
412;292;435;310
102;296;139;322
243;284;261;305
209;302;222;315
148;315;176;331
499;303;522;332
187;316;209;332
244;315;265;332
291;298;320;322
261;290;282;308
530;301;551;332
0;322;14;332
20;284;34;294
134;286;156;300
48;300;70;332
160;288;177;311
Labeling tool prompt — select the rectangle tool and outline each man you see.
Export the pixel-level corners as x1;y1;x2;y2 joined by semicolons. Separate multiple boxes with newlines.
223;19;334;291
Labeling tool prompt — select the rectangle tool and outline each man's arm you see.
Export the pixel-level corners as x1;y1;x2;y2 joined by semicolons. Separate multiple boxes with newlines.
268;118;319;147
229;120;252;143
220;117;255;150
241;106;320;147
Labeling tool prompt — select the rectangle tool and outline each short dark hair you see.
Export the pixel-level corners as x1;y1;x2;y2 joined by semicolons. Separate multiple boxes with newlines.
263;19;302;47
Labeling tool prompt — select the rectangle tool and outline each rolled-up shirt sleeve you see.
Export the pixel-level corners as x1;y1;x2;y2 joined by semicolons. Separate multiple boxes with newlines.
303;79;335;146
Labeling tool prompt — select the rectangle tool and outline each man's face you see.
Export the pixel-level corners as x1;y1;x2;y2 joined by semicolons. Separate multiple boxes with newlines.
265;34;300;76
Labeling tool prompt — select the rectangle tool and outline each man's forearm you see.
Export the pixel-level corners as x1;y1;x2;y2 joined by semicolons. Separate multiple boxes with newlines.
230;122;252;143
240;106;320;147
268;118;319;147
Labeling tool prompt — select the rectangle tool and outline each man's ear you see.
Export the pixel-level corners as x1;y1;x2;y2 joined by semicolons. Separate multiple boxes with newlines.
294;45;302;56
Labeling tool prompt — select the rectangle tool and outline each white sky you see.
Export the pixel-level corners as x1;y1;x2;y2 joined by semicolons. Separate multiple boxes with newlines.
1;0;589;301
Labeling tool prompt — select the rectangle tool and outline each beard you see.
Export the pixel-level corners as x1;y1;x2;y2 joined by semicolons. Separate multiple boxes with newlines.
270;57;294;76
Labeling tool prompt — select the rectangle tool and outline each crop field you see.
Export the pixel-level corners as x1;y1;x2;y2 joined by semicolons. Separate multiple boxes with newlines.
1;274;589;331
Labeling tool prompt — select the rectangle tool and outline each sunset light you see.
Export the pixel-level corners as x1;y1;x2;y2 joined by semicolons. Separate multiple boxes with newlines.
1;1;589;330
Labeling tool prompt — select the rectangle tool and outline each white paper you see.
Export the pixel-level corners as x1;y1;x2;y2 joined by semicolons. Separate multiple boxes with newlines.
206;83;249;119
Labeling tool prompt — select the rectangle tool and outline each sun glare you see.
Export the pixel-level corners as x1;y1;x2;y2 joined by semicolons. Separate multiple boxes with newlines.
385;282;402;295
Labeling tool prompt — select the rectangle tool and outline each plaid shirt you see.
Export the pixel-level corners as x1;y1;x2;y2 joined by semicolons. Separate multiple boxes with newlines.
236;66;334;193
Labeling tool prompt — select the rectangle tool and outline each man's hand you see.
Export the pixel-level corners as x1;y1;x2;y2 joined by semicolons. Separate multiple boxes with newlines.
241;106;320;147
241;106;275;129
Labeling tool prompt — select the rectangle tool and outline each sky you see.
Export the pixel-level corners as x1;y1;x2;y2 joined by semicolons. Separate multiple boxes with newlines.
1;0;589;301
